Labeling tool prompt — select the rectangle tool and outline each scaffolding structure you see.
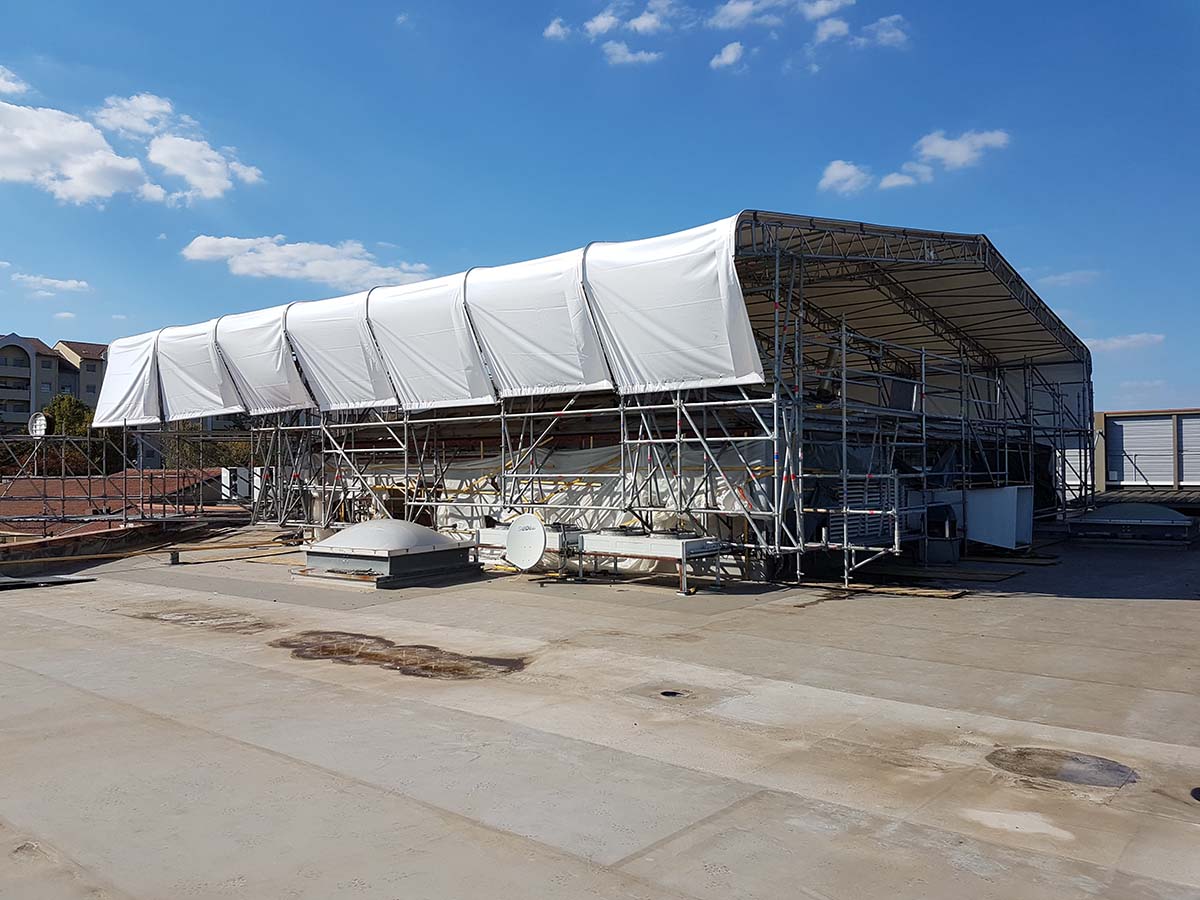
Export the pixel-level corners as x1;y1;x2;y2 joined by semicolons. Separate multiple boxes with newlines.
2;213;1093;584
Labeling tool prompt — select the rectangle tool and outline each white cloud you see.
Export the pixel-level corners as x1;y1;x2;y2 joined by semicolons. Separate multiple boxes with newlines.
157;232;167;240
543;17;571;39
879;160;933;189
93;93;174;137
138;182;167;202
628;10;665;33
1037;269;1101;288
1085;333;1164;352
93;92;260;201
0;100;156;203
602;40;662;64
707;0;783;29
33;290;53;298
818;159;871;195
111;313;127;320
585;8;622;37
182;234;432;292
54;311;75;319
0;65;29;95
12;273;91;294
814;17;849;44
394;12;410;26
915;128;1009;169
853;14;908;47
800;0;853;20
147;134;261;203
0;260;9;268
710;41;745;69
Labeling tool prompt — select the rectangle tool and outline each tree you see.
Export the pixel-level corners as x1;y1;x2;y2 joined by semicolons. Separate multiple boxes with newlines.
42;393;94;436
35;394;124;475
161;417;253;470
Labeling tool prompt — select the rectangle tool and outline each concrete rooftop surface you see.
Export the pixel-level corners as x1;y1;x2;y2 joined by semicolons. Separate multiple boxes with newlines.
1;535;1199;899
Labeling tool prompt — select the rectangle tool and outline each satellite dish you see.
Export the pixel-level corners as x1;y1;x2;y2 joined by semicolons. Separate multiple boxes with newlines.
27;412;48;438
505;514;547;571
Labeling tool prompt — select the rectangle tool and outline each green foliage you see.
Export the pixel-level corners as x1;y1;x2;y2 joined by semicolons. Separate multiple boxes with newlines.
161;418;253;470
42;393;94;436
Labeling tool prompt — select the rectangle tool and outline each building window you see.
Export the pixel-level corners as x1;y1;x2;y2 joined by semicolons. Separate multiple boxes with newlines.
41;359;52;369
85;363;96;372
40;382;51;393
86;384;96;394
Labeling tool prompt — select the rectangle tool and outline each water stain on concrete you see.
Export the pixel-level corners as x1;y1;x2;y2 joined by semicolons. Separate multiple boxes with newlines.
130;607;273;634
269;630;526;679
793;590;853;610
986;747;1138;788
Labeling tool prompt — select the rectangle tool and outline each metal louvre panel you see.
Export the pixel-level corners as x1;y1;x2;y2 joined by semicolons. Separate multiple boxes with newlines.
1180;415;1200;485
1106;416;1174;486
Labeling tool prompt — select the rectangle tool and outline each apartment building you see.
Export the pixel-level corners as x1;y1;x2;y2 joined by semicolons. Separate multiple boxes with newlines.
0;333;107;433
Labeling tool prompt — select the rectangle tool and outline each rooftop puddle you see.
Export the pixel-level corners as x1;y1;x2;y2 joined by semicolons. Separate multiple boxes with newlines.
269;630;526;680
986;747;1138;788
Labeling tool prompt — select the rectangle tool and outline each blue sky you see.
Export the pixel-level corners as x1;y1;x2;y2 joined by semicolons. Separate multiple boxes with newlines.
1;1;1197;410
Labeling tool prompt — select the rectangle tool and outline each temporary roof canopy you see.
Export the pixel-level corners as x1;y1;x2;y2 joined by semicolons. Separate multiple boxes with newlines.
93;210;1089;428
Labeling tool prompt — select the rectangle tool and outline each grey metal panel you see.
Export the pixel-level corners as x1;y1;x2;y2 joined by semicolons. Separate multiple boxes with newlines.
1106;416;1174;486
1180;415;1200;486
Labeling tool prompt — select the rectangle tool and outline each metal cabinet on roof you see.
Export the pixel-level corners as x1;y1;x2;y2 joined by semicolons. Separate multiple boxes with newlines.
1105;416;1174;486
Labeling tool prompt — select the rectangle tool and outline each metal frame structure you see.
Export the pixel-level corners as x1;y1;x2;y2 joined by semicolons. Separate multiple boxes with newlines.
3;212;1094;584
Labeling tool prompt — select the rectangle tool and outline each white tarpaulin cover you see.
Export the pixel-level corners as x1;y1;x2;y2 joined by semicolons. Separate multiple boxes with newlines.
92;330;162;427
286;292;397;411
215;305;314;416
584;217;762;393
369;276;496;411
465;250;612;398
95;215;766;426
156;320;244;422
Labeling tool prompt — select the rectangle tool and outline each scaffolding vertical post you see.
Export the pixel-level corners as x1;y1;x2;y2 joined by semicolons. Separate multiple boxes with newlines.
920;348;928;564
841;317;849;588
771;236;783;564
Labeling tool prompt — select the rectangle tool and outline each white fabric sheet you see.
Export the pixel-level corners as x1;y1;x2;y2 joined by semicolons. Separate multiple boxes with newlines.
93;330;162;427
368;275;496;410
285;292;397;411
215;305;314;415
102;214;770;422
156;320;244;422
465;251;612;398
583;216;763;393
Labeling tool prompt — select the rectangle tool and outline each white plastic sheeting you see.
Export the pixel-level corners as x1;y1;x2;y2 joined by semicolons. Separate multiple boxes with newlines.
465;250;612;398
215;305;314;416
157;320;243;422
286;292;397;411
95;215;766;426
369;276;496;411
92;331;162;428
584;217;762;393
